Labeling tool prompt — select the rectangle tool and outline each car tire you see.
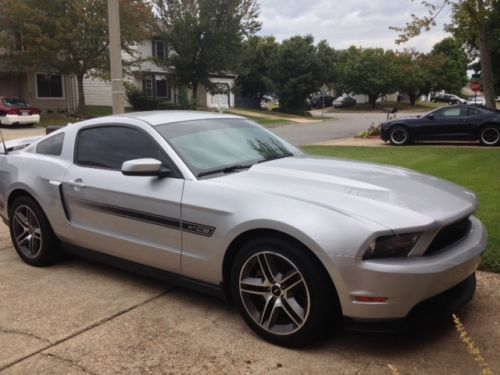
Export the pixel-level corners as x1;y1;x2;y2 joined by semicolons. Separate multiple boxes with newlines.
479;125;500;146
388;126;410;146
230;236;341;347
8;195;60;266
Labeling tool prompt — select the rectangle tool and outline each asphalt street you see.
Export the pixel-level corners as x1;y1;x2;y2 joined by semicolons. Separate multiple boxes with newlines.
272;111;426;146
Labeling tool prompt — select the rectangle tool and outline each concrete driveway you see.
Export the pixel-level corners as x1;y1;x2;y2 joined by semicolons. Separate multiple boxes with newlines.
1;221;499;374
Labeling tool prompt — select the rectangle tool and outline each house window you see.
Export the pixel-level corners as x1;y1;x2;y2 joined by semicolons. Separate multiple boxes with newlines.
155;77;171;100
152;39;167;60
36;74;64;98
143;78;153;97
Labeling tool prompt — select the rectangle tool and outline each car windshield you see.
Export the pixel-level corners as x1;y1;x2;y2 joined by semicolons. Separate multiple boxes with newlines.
155;118;300;177
1;98;28;107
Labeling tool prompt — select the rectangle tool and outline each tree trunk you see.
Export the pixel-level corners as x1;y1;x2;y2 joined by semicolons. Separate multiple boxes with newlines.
369;94;378;109
76;74;86;114
409;93;417;106
478;0;496;109
192;81;198;109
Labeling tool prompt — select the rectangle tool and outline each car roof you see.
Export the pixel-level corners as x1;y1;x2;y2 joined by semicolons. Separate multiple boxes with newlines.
115;110;244;126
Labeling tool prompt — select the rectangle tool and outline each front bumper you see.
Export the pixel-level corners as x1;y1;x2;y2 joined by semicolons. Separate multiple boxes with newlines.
0;114;40;125
336;216;487;320
345;272;476;332
380;126;388;141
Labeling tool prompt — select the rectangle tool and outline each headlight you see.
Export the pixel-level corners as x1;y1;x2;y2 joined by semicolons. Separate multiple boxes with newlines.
363;233;421;260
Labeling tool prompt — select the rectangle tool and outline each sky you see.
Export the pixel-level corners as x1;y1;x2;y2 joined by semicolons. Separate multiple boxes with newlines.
257;0;452;53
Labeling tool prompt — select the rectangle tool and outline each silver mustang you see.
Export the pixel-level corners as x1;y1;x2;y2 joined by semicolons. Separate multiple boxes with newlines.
0;111;487;347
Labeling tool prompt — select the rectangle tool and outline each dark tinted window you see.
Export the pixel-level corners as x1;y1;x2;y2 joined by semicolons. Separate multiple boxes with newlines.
467;108;480;116
36;133;64;156
434;107;462;117
36;74;63;98
76;126;169;170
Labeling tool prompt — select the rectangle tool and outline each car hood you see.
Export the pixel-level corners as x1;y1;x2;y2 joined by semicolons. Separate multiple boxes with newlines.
215;155;478;231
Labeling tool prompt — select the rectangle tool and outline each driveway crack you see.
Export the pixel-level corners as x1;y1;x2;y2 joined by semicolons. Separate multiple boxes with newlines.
0;287;174;371
0;327;52;344
41;353;98;375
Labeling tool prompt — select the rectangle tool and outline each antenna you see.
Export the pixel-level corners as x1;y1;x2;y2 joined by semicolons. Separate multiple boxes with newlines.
0;127;8;155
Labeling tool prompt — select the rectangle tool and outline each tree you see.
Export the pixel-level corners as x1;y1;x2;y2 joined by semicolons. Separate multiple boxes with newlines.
394;51;427;105
236;36;278;99
271;35;322;110
429;37;469;93
338;47;398;108
0;0;155;114
154;0;260;102
316;40;339;89
391;0;497;108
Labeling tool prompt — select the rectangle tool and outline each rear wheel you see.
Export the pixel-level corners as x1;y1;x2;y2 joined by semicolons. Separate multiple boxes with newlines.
479;125;500;146
9;196;60;266
388;126;410;146
230;237;340;347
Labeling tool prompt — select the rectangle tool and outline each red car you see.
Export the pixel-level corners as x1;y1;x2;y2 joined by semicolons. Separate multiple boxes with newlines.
0;97;41;126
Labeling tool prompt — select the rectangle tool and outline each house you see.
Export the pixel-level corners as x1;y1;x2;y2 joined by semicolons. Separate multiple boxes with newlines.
0;47;79;113
84;38;236;110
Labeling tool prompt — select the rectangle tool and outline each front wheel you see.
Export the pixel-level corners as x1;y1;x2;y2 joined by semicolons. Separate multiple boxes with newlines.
388;126;410;146
9;196;60;266
230;237;340;347
479;125;500;146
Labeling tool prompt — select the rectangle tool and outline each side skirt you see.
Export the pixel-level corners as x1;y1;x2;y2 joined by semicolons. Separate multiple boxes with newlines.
61;243;226;300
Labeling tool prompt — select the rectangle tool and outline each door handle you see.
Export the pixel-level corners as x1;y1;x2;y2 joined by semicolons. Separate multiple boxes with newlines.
67;179;86;188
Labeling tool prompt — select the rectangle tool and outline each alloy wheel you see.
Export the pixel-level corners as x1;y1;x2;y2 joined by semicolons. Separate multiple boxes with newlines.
238;251;311;335
12;205;43;259
390;128;408;145
480;127;500;146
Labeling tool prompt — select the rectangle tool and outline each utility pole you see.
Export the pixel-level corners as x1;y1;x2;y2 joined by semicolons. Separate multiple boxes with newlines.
108;0;125;114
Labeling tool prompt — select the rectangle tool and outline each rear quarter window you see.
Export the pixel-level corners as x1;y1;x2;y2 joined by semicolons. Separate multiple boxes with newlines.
36;133;64;156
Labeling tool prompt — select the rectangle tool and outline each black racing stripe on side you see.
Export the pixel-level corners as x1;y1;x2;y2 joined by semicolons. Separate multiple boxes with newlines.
71;198;215;237
72;198;181;230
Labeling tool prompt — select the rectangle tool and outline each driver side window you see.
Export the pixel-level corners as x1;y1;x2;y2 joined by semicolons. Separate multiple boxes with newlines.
75;126;172;171
434;108;462;117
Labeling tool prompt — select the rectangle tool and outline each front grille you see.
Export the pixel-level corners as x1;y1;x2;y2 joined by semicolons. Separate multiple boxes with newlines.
425;217;472;256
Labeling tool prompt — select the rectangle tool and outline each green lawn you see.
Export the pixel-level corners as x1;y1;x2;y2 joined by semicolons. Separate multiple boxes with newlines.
243;116;292;127
302;145;500;273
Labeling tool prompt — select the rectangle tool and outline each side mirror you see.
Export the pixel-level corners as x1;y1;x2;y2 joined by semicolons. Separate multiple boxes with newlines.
426;114;435;120
121;158;171;177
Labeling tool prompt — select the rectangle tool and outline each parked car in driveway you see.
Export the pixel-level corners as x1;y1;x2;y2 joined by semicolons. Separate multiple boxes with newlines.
381;105;500;146
309;95;335;109
431;93;467;105
0;97;41;126
333;95;356;108
0;111;487;347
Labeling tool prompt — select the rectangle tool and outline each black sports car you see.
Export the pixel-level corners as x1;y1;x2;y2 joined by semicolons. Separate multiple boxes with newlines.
381;105;500;146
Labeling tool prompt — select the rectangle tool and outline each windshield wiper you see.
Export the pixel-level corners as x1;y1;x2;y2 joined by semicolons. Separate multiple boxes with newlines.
198;163;254;178
257;152;294;163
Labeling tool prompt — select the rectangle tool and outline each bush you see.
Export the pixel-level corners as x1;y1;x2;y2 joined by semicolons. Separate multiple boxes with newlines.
358;122;381;138
134;96;160;110
157;101;182;110
123;82;143;110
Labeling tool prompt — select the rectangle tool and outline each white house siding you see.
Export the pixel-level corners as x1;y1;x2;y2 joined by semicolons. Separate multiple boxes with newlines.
83;77;132;107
